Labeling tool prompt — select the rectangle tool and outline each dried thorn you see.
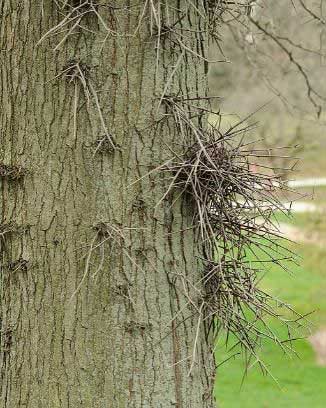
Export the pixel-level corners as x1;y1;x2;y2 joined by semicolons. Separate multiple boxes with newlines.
0;163;27;180
93;134;119;155
8;258;29;273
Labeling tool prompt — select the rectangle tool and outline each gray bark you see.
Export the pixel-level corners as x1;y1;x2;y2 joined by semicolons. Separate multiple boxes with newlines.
0;1;215;407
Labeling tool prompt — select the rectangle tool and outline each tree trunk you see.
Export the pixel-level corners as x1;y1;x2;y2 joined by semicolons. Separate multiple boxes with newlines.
0;1;215;407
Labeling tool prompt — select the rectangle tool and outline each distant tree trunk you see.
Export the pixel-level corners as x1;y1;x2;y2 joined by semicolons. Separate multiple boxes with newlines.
0;2;215;407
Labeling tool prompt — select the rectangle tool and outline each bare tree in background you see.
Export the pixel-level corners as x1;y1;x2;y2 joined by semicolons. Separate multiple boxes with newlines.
210;0;326;115
0;1;324;407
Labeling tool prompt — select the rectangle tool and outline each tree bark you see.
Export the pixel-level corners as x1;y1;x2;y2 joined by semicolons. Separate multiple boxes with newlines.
0;1;215;407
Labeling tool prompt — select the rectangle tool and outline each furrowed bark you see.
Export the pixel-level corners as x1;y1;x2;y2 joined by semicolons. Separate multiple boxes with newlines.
0;2;215;407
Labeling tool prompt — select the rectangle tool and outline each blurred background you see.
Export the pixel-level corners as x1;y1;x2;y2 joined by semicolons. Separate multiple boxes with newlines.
210;1;326;407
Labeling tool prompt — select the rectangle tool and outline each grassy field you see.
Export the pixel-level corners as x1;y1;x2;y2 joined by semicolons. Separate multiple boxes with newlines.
215;211;326;407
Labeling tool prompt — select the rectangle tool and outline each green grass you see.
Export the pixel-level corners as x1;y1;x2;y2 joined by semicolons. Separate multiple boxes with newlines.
215;214;326;407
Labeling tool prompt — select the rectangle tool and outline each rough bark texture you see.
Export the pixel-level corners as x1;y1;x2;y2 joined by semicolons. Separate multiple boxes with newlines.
0;1;215;407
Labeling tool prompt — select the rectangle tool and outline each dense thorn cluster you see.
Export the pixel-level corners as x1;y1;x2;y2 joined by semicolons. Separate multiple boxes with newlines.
162;127;303;363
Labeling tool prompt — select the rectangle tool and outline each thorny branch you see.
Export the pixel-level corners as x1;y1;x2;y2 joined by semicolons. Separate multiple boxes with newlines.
54;59;116;149
159;108;307;372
